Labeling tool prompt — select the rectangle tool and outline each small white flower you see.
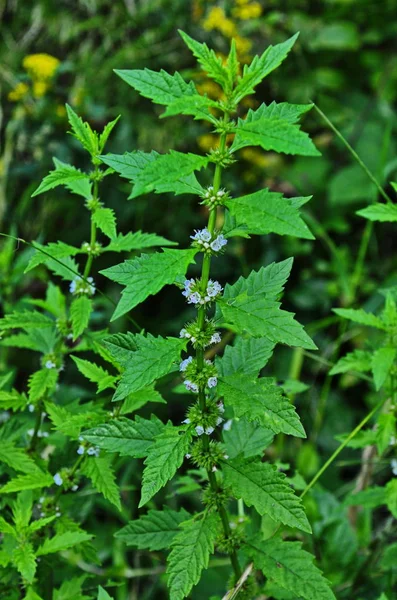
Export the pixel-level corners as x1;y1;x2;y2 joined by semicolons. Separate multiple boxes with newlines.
217;402;224;413
190;336;196;343
27;428;34;437
195;425;205;436
77;445;85;455
179;328;188;338
182;418;191;424
391;458;397;476
179;356;193;372
212;466;217;472
69;280;77;294
28;404;35;413
40;511;45;518
184;380;199;394
187;292;202;305
182;279;195;297
71;484;79;491
205;426;214;435
210;235;228;252
45;360;56;369
210;333;221;345
41;431;49;438
0;411;10;423
190;228;211;242
223;454;229;460
217;189;226;197
206;280;222;298
207;377;217;388
78;435;84;441
87;447;97;456
223;419;233;431
203;242;210;249
216;416;224;426
185;453;191;459
53;473;63;486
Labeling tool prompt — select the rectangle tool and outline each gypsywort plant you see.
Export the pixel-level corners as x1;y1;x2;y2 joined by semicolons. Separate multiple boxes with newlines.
79;31;337;599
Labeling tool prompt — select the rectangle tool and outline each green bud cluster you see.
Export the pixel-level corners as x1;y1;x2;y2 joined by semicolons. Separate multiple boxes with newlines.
186;398;224;432
84;197;102;211
81;241;102;256
208;147;236;167
202;484;230;510
179;318;221;349
190;439;225;470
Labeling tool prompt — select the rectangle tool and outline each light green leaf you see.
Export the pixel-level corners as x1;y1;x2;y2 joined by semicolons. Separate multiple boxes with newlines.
357;202;397;222
97;587;114;600
232;33;299;103
53;576;88;600
0;516;16;536
329;349;372;375
385;479;397;518
333;307;386;329
70;296;92;340
0;442;38;474
81;455;121;511
109;334;186;402
225;190;314;239
248;537;335;600
25;241;80;273
1;469;53;493
371;347;396;390
66;104;98;156
36;531;92;556
225;258;294;299
376;414;396;455
101;248;197;320
92;207;117;239
13;490;33;529
28;368;58;402
219;374;306;438
120;386;166;414
45;402;107;439
161;94;219;124
12;542;36;583
115;68;196;106
167;512;218;600
179;30;229;89
140;427;192;507
71;355;116;393
231;117;320;156
103;230;177;252
223;418;274;459
243;101;313;124
115;507;190;550
32;160;90;197
216;336;275;377
222;458;311;533
0;389;29;411
99;150;158;181
98;115;120;152
23;587;44;600
0;310;54;331
344;486;386;509
82;415;165;458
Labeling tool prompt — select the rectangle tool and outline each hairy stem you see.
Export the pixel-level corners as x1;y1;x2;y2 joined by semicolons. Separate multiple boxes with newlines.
83;178;99;279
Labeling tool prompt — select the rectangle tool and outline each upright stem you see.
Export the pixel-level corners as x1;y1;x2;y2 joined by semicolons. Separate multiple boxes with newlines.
83;177;99;279
195;116;242;581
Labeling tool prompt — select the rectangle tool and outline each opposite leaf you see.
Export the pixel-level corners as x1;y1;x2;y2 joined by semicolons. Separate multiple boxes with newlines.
115;507;190;550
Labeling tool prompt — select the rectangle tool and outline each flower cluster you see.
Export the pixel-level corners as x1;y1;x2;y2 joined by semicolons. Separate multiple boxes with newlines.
182;278;222;306
179;318;221;348
81;241;102;256
21;53;60;99
200;186;230;208
70;275;96;296
183;399;225;438
190;228;228;254
180;356;218;394
77;436;100;457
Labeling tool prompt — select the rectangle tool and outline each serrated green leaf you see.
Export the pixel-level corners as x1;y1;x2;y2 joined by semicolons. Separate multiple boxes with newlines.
225;258;294;300
115;68;197;106
0;310;54;331
12;542;36;583
329;349;372;375
371;347;396;390
13;490;33;529
244;101;313;124
66;104;98;156
248;537;335;600
31;160;90;197
101;248;197;320
0;441;38;473
103;230;177;252
333;307;386;329
216;336;275;377
82;415;165;458
28;368;58;402
222;458;311;533
25;241;80;273
167;511;218;600
0;389;29;411
36;531;92;556
232;33;299;103
357;203;397;222
219;374;306;438
81;455;121;511
179;30;229;89
103;332;140;367
225;190;314;239
115;507;190;550
140;427;192;507
98;115;120;152
110;334;186;402
24;588;45;600
161;94;219;124
92;207;117;239
54;576;88;600
70;296;92;340
0;516;16;536
223;418;274;459
376;414;396;455
99;150;158;181
344;486;385;509
231;117;320;156
1;469;53;493
385;479;397;518
71;355;116;392
45;402;106;439
97;587;114;600
120;386;165;414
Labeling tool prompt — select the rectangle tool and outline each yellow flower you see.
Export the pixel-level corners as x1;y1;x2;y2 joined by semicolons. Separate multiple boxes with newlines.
8;82;29;102
32;81;48;98
55;105;66;118
23;53;60;81
198;133;219;152
232;2;262;20
234;35;252;61
202;6;237;38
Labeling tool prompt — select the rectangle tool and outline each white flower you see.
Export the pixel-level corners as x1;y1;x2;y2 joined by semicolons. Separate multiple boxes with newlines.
210;235;228;252
223;454;229;460
223;419;233;431
55;511;61;517
207;377;217;388
210;333;221;345
184;380;199;393
212;466;217;472
216;416;224;426
195;425;204;436
187;292;202;305
0;411;10;423
69;275;95;296
185;453;191;459
179;356;193;371
28;404;35;413
179;328;190;338
87;447;100;456
217;402;224;413
206;280;222;298
53;473;63;486
77;445;85;455
205;426;214;435
391;458;397;476
27;428;34;436
182;418;191;424
71;484;79;491
45;360;56;369
182;279;195;297
190;228;211;242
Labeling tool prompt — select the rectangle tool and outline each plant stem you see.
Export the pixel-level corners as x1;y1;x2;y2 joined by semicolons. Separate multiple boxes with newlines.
29;401;43;451
83;178;99;279
195;115;242;582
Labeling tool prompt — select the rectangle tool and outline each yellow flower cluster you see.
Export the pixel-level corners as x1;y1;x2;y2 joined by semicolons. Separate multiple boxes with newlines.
23;53;60;81
203;6;237;38
8;82;29;102
232;0;262;20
